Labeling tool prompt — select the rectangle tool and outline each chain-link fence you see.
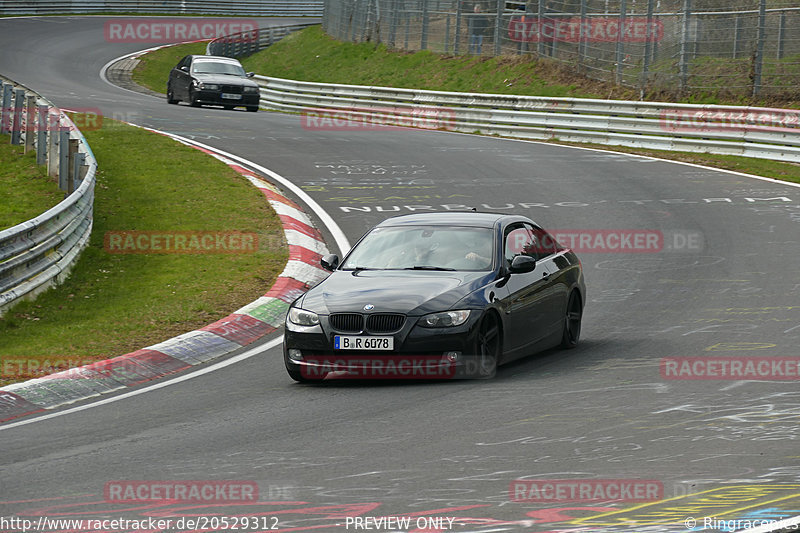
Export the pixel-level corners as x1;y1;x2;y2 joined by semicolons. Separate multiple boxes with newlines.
322;0;800;96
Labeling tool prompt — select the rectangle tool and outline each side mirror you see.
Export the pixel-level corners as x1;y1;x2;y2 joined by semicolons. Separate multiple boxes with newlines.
246;72;255;78
320;254;340;272
180;65;188;72
509;255;536;274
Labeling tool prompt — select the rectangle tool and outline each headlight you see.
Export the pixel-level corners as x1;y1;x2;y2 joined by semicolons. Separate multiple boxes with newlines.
198;83;219;90
288;307;320;326
418;310;471;328
243;86;259;93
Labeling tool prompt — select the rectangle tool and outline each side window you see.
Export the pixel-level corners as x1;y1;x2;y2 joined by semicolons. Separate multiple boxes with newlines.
504;223;538;268
178;56;190;70
531;226;562;259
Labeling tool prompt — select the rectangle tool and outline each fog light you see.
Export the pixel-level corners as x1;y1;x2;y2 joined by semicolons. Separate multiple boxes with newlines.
444;351;461;362
288;349;303;361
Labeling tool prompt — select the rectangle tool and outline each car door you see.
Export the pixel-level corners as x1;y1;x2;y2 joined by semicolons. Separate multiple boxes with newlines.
500;222;562;355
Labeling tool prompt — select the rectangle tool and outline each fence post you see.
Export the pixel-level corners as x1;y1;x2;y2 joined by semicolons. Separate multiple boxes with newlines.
389;0;399;47
445;13;451;53
454;0;463;54
640;0;655;93
11;88;25;145
615;0;627;85
732;14;740;59
25;95;36;153
679;0;691;92
494;0;502;56
578;0;587;71
537;0;544;57
37;105;48;166
421;0;429;50
777;11;785;59
751;0;766;97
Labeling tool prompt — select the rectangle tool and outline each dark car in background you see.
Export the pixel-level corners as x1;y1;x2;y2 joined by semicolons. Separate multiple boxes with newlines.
283;212;585;382
167;55;259;112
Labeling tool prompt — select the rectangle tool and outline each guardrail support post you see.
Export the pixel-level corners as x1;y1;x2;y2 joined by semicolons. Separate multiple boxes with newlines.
752;0;766;97
37;105;48;166
25;95;36;153
58;127;70;191
72;151;86;192
1;83;12;135
67;138;79;194
11;89;25;145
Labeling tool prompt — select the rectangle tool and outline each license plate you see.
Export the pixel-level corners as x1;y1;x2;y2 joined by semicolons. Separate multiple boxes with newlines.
221;93;242;100
334;335;394;351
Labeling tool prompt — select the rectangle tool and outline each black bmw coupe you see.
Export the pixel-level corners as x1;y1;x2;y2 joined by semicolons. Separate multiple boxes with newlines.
167;55;260;112
283;212;585;381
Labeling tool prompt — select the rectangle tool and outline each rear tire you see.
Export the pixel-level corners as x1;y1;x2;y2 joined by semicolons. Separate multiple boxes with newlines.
561;291;582;349
247;106;258;113
166;86;178;104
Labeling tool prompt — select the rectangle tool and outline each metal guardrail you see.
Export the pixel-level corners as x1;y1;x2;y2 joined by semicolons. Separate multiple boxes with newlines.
0;1;323;17
0;76;96;316
252;75;800;162
207;22;319;57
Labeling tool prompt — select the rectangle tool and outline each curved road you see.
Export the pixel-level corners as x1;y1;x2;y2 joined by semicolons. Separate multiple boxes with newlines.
2;16;800;533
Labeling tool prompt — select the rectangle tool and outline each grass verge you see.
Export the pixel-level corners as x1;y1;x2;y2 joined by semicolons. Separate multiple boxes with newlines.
0;118;288;386
0;134;63;231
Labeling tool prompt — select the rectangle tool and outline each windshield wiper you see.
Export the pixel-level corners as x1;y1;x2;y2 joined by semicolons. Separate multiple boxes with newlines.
404;265;456;271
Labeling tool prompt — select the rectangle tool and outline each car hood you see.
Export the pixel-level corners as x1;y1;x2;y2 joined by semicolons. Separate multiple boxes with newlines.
193;73;258;87
300;270;493;315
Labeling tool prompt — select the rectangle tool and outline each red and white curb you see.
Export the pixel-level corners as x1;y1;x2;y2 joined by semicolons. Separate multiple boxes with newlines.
0;138;331;424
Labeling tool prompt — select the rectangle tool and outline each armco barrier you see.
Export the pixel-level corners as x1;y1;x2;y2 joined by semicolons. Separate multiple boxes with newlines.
0;0;323;17
207;21;318;57
252;76;800;162
0;76;96;317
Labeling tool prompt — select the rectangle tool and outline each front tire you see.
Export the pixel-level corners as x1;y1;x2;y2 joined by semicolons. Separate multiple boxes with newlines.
474;312;500;377
561;291;582;349
247;106;258;113
189;89;201;107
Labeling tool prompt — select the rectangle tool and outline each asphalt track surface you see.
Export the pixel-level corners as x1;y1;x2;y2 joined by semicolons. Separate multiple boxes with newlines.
2;15;800;533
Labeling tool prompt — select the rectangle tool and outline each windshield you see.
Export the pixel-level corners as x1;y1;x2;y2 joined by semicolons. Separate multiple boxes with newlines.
341;225;494;271
191;61;246;76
